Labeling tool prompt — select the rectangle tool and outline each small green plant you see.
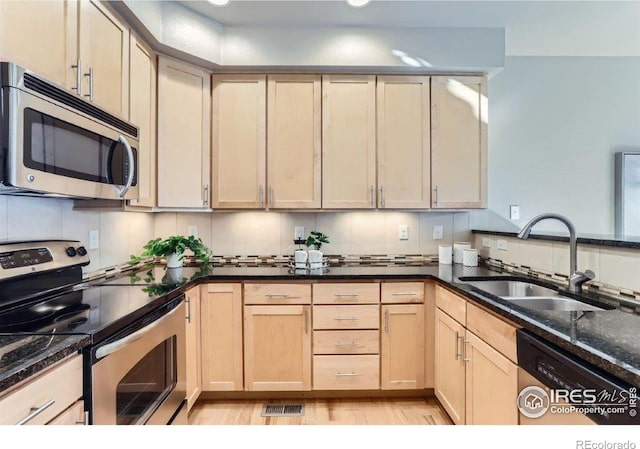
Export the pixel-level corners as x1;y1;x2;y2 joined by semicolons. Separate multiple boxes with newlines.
130;235;212;265
305;231;330;250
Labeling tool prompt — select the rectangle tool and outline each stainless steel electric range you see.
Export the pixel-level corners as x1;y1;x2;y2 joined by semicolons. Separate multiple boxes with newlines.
0;240;187;425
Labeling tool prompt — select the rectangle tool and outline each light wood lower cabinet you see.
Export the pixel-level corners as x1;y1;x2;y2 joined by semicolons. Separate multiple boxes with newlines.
244;305;311;391
48;400;86;425
313;355;380;390
185;286;202;411
381;304;425;390
201;283;243;392
434;308;466;425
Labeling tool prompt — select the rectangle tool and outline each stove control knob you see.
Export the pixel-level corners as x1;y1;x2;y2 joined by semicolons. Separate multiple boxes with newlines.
77;246;87;257
66;247;77;257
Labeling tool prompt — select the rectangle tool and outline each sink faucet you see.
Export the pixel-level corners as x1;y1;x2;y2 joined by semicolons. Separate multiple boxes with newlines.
517;213;595;294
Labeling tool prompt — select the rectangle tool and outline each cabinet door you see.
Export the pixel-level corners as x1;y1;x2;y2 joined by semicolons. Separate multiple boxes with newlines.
185;286;202;411
127;33;156;208
157;57;211;208
431;76;487;209
434;308;466;425
201;284;244;392
0;0;76;90
381;304;425;390
78;0;129;117
322;75;376;209
211;75;266;209
267;75;321;209
377;76;431;209
244;305;311;391
465;331;518;425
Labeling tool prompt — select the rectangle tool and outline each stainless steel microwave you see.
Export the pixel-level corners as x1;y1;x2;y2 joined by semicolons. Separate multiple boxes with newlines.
0;62;139;200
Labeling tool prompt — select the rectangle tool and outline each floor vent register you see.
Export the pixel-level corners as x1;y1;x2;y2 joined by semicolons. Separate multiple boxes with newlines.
261;404;305;417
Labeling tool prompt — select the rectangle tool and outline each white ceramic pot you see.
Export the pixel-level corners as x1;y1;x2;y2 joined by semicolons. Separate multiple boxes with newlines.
165;267;183;284
308;249;323;269
166;252;183;268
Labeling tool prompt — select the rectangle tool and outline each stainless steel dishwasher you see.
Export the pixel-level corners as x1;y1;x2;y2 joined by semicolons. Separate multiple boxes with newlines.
517;330;636;425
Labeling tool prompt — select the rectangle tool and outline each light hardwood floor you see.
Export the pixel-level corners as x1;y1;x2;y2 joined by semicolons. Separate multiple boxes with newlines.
188;398;452;425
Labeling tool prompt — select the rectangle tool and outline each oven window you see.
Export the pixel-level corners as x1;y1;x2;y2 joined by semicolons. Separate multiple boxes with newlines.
116;337;176;425
23;108;137;186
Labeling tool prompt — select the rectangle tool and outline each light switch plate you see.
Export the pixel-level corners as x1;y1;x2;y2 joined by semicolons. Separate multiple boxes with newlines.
294;226;305;240
433;225;444;240
398;224;409;240
497;239;508;251
482;237;493;248
509;205;520;220
89;229;99;250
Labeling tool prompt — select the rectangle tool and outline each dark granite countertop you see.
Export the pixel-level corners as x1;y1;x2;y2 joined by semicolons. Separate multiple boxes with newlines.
0;334;89;395
473;228;640;250
108;261;640;387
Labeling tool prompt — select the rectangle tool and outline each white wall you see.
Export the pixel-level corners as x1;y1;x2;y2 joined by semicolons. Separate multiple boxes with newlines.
0;196;155;273
482;56;640;234
156;211;471;257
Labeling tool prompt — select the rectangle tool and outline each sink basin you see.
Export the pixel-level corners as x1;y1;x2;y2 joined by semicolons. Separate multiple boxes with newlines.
458;277;611;312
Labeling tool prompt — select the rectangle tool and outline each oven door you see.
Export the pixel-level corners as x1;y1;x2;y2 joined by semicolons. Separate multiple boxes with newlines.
91;297;185;425
3;83;139;200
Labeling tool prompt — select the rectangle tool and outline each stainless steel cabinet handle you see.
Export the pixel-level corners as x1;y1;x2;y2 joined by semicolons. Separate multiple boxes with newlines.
259;186;264;207
391;292;417;296
334;293;359;297
117;135;135;198
335;372;361;377
384;309;389;333
334;317;358;321
186;296;192;324
370;186;375;207
265;293;290;298
269;186;274;207
304;309;308;334
84;67;94;102
463;339;471;362
335;341;358;347
17;400;55;425
203;185;209;207
455;331;463;360
71;59;82;95
380;186;385;208
434;185;439;207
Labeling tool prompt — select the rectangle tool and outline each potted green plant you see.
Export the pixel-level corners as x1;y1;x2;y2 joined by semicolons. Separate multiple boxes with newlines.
130;235;212;268
305;231;329;268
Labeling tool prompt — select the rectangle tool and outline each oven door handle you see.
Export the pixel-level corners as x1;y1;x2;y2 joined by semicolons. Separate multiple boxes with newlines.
95;300;183;360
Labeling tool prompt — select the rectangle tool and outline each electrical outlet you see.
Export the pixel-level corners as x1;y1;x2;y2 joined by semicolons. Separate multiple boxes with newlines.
187;225;198;238
433;225;444;240
509;205;520;220
497;239;508;251
398;224;409;240
294;226;305;240
482;237;493;248
89;229;99;250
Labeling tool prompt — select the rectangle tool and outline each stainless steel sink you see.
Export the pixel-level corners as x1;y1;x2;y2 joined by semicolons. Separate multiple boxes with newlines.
459;277;609;312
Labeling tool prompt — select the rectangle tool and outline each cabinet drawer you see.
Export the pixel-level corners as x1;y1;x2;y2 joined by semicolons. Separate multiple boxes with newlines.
466;302;518;364
313;283;380;304
435;285;466;325
0;355;82;425
244;283;311;305
313;330;379;355
313;355;380;390
48;400;86;425
381;282;424;304
313;305;380;330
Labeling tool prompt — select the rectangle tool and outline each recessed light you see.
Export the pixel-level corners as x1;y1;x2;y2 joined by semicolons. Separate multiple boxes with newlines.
346;0;370;7
208;0;230;6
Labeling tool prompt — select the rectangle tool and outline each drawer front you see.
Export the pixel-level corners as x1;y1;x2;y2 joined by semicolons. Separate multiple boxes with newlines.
48;400;86;425
313;283;380;304
313;305;380;330
244;283;311;305
313;355;380;390
466;302;518;364
435;285;466;325
0;355;82;425
381;282;425;304
313;330;380;355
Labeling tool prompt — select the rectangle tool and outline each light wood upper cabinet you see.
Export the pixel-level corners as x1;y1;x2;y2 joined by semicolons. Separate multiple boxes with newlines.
127;33;156;208
157;57;211;208
0;0;76;90
78;0;129;117
201;284;244;392
244;305;311;391
381;304;425;390
267;75;322;209
322;75;377;209
431;75;487;209
211;75;266;209
434;308;466;425
377;76;431;209
185;286;202;411
464;330;518;425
